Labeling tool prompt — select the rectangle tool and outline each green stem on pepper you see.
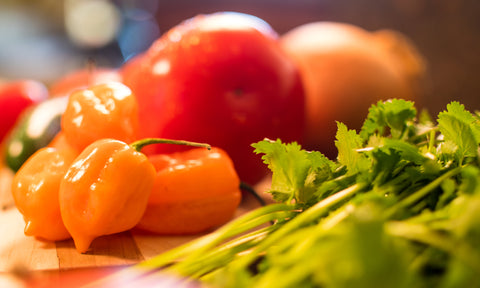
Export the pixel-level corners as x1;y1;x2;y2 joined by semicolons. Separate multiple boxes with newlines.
130;138;211;152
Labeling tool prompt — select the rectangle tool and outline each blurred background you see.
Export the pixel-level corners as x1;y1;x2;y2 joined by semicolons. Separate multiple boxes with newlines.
0;0;479;115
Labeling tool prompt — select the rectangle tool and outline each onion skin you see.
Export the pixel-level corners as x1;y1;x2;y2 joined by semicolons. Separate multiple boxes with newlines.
280;22;427;158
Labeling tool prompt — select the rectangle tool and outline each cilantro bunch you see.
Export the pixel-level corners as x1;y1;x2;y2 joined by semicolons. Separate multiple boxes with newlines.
121;100;480;287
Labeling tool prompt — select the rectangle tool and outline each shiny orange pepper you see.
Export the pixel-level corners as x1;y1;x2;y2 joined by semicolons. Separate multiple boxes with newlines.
61;82;139;152
11;139;78;241
135;147;242;235
59;138;157;253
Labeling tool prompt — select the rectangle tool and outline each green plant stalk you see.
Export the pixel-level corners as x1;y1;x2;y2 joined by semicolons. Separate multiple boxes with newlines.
240;181;267;206
143;182;362;282
168;212;293;277
251;205;356;288
384;166;462;219
386;221;480;272
135;203;297;272
428;128;437;154
89;204;297;286
264;203;354;268
174;229;269;278
255;253;325;288
155;163;455;283
229;182;367;272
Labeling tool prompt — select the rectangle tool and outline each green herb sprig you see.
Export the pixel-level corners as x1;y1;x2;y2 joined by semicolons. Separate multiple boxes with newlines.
97;99;480;288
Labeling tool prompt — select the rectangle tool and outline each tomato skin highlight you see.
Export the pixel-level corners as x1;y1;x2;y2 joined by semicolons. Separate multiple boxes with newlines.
122;12;305;185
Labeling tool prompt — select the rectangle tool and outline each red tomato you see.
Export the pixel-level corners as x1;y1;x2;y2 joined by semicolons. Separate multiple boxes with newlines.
0;80;48;142
49;67;121;98
122;12;305;185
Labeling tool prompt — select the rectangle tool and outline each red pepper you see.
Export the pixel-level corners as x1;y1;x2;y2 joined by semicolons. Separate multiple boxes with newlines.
0;80;48;142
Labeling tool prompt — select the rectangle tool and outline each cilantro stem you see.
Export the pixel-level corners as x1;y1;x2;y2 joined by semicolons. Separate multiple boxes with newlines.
174;226;273;278
230;182;367;271
386;221;480;272
428;128;436;154
240;181;267;206
168;211;294;277
135;204;297;271
89;204;297;286
384;166;462;219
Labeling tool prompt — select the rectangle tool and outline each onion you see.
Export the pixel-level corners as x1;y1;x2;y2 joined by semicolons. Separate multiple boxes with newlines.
280;22;427;157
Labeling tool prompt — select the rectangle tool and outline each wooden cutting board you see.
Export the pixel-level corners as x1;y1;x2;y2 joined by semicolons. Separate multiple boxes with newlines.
0;166;271;273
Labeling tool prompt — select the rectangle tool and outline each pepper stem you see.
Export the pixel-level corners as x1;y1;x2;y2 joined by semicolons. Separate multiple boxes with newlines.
130;138;211;152
240;182;267;206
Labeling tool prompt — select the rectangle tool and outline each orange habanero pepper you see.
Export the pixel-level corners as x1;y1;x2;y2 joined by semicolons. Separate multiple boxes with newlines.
61;82;139;152
11;138;78;241
135;147;242;235
59;138;156;253
58;137;209;253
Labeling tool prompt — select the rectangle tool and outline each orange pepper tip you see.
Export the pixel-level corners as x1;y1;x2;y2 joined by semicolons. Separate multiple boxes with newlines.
130;137;211;153
24;220;35;236
73;235;95;254
24;219;71;241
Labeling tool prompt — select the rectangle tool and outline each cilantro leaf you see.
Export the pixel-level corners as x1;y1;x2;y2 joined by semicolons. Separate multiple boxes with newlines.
383;138;427;165
335;122;370;175
437;102;480;163
252;139;335;204
360;99;417;140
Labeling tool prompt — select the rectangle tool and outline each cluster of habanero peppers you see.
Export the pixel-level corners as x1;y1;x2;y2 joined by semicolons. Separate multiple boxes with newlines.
11;82;242;253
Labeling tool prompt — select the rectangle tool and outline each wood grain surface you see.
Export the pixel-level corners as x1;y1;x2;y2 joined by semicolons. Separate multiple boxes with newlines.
0;166;270;274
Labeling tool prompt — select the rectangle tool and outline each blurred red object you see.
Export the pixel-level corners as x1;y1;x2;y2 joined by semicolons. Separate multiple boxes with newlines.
48;67;121;98
1;265;199;288
0;80;48;143
122;12;305;185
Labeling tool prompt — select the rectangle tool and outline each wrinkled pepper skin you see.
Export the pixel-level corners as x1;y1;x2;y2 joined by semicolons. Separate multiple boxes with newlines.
11;146;78;241
136;147;242;235
61;82;139;152
59;139;156;253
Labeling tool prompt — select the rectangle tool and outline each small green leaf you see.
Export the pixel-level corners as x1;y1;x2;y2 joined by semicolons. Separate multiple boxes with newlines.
252;139;335;203
383;138;427;165
360;99;417;140
335;122;370;175
437;102;480;163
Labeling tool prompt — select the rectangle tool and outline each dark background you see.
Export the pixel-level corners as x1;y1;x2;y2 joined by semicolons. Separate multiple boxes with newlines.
1;0;479;116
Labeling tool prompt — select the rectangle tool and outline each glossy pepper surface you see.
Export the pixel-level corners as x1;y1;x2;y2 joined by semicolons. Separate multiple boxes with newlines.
60;82;139;152
136;147;242;235
11;145;78;241
59;138;156;253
